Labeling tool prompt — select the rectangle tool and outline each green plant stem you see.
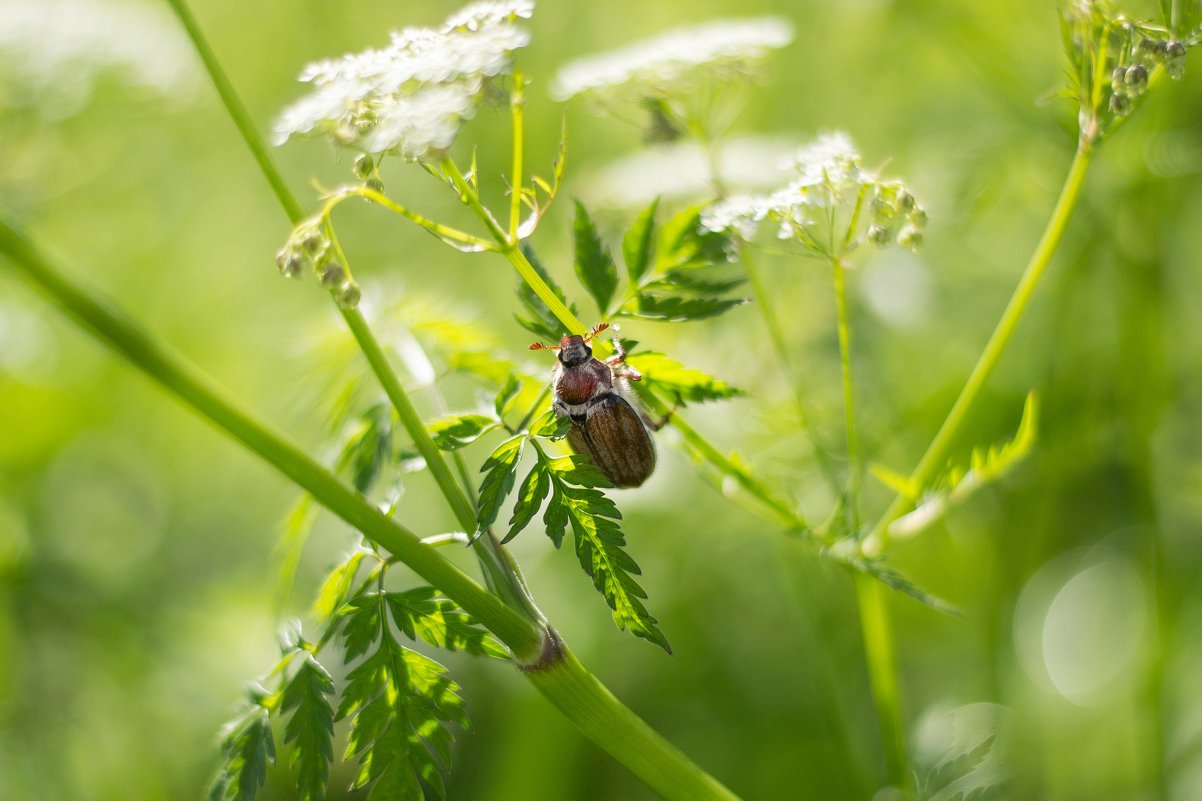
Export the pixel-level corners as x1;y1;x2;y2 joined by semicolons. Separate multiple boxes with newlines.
741;249;842;499
854;575;908;789
831;257;861;533
0;218;541;659
865;144;1094;554
509;70;525;241
526;647;742;801
0;218;746;801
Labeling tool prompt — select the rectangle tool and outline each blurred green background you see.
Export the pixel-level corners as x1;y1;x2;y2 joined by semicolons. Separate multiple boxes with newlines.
2;0;1202;799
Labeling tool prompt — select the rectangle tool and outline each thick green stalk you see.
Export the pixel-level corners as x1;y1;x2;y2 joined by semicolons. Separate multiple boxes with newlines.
0;218;541;659
525;645;742;801
0;215;746;801
865;144;1094;553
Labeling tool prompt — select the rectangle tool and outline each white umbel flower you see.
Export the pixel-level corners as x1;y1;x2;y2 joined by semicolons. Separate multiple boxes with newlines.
274;1;532;158
701;132;927;257
552;17;793;101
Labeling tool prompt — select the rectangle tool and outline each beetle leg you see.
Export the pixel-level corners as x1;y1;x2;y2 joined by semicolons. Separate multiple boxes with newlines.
641;392;681;431
606;339;642;381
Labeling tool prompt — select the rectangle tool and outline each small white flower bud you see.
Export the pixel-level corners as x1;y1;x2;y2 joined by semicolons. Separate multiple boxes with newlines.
1109;91;1132;117
1124;63;1148;94
365;177;386;194
908;207;928;229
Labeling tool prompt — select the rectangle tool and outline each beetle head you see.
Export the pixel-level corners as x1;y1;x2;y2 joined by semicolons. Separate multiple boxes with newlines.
529;322;609;368
556;335;591;367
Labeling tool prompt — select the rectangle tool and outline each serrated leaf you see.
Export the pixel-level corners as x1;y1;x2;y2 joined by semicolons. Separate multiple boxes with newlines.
544;453;614;489
340;595;384;662
313;547;372;622
828;547;959;615
386;588;509;658
644;268;746;295
344;404;394;494
891;393;1038;540
494;375;522;419
869;463;919;500
427;414;501;451
530;408;571;439
475;435;525;533
516;243;574;342
623;198;659;284
337;594;468;801
625;352;744;404
281;653;335;801
540;451;669;652
211;707;275;801
573;201;619;314
630;293;749;322
505;461;552;543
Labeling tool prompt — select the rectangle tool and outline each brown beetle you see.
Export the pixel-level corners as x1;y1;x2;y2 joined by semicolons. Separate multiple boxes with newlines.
530;323;663;488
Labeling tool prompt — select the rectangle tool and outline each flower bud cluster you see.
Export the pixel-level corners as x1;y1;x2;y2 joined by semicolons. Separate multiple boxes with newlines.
700;132;927;259
273;0;533;160
275;219;362;308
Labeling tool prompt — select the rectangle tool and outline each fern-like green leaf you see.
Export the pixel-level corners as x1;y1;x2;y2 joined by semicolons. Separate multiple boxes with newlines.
475;434;525;533
427;414;501;451
493;374;522;419
625;352;744;404
505;460;552;543
344;403;394;494
313;546;372;622
573;201;619;314
630;293;749;322
622;198;659;284
656;205;732;270
385;587;509;658
281;652;335;801
890;393;1038;539
337;593;469;801
538;450;670;652
210;706;276;801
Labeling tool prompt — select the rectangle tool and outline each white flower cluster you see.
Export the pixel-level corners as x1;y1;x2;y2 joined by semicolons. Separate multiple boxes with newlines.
274;0;533;158
700;132;928;257
552;17;793;101
0;0;195;102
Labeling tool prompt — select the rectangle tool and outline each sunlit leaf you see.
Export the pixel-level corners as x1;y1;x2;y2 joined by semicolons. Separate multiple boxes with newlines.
891;393;1038;539
505;460;551;543
622;198;659;284
573;201;619;314
625;352;744;404
210;706;275;801
386;588;509;658
630;293;749;322
427;414;501;451
281;652;335;801
476;434;525;533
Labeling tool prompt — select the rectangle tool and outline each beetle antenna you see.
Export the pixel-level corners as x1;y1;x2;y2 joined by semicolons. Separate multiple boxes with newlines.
528;341;559;351
584;322;609;343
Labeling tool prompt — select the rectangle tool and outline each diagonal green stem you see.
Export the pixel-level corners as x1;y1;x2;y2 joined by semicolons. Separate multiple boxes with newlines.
865;144;1094;554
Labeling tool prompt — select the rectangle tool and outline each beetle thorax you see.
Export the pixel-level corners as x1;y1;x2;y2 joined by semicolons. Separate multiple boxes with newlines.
554;358;613;406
